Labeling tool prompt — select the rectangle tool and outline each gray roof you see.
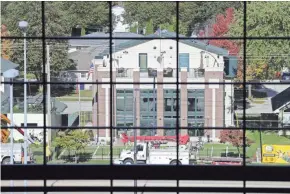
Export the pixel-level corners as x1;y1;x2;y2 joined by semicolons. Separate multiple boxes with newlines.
69;32;144;47
98;31;229;57
236;98;274;115
69;32;144;70
68;31;230;70
61;101;92;114
69;49;97;70
1;58;19;73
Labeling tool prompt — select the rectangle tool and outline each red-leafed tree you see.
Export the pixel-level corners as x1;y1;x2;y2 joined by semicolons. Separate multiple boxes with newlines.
199;8;242;79
0;24;12;60
220;130;254;157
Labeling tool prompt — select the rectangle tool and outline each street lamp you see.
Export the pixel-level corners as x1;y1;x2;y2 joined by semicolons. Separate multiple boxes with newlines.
18;20;28;165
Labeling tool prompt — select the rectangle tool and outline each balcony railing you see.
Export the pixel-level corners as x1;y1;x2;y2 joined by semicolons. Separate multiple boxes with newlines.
115;68;205;78
188;68;205;78
116;68;133;78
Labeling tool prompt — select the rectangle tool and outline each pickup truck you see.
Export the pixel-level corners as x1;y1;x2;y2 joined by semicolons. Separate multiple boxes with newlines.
1;143;35;164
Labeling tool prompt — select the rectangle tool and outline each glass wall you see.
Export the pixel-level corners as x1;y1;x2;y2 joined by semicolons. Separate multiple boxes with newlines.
116;89;134;134
164;89;180;136
188;89;205;136
140;89;157;136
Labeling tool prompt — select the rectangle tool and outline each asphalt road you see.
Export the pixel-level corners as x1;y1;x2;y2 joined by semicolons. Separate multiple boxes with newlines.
2;180;289;194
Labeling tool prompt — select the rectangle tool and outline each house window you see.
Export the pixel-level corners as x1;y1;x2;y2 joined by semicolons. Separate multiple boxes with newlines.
139;53;147;72
81;73;86;78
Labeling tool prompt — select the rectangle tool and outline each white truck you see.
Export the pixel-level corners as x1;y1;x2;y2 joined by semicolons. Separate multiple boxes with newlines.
114;142;194;165
1;143;35;164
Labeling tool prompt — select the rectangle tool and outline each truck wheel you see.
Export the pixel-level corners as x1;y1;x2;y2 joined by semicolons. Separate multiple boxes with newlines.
123;159;134;165
170;160;181;165
2;157;12;165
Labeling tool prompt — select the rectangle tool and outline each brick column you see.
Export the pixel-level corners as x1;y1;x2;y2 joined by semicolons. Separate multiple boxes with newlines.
204;71;224;141
97;68;110;138
180;68;188;135
157;68;164;136
133;68;140;136
112;68;116;138
92;64;98;127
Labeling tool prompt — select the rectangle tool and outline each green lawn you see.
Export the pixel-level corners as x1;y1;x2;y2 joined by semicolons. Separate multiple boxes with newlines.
30;145;129;164
246;131;290;158
57;90;92;98
198;143;238;158
56;90;93;101
56;97;92;102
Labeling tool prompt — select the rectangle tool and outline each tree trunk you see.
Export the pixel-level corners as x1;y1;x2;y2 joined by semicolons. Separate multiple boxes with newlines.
75;150;78;163
237;146;241;158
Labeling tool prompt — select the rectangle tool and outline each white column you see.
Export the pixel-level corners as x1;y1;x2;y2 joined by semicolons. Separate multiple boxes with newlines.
105;87;109;140
212;88;216;139
209;79;219;141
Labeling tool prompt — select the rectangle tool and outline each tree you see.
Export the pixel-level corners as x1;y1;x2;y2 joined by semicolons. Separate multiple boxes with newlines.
179;2;242;36
198;8;242;80
145;19;154;35
220;129;254;157
229;2;290;80
55;130;89;163
0;24;12;60
123;2;176;30
1;1;110;81
1;2;73;81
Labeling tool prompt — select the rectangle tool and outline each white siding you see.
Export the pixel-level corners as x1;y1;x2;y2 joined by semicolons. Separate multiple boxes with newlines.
104;39;224;71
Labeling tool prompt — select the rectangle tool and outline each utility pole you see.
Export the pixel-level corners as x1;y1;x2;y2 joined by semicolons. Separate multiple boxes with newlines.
23;31;28;165
46;45;52;146
78;77;81;127
133;88;137;194
153;73;156;136
133;90;137;163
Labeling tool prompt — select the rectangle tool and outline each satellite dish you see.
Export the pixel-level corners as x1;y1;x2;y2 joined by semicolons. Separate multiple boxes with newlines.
157;56;162;64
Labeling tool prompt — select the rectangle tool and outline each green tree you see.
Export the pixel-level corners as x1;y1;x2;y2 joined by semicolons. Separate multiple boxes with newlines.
55;130;89;163
145;19;154;35
123;2;176;30
179;2;242;36
1;2;110;81
60;2;109;31
229;2;290;80
123;2;241;36
1;2;73;81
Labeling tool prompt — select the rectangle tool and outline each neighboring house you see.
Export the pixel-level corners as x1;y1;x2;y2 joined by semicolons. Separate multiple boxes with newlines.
5;94;68;141
271;86;290;135
1;58;19;113
1;58;68;141
90;31;238;142
68;32;144;90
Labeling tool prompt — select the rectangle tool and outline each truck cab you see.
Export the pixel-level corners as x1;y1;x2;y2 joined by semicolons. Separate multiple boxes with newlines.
1;143;35;165
114;143;148;165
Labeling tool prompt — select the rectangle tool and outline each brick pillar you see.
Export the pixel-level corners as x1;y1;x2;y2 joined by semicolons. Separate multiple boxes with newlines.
92;64;98;127
204;71;224;141
133;68;140;136
157;68;164;136
180;68;188;135
112;68;116;138
97;67;110;138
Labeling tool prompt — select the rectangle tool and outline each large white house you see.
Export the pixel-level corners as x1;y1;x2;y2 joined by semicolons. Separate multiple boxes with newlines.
91;31;238;142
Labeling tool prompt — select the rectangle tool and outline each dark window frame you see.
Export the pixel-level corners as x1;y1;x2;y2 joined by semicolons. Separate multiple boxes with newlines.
2;2;290;194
